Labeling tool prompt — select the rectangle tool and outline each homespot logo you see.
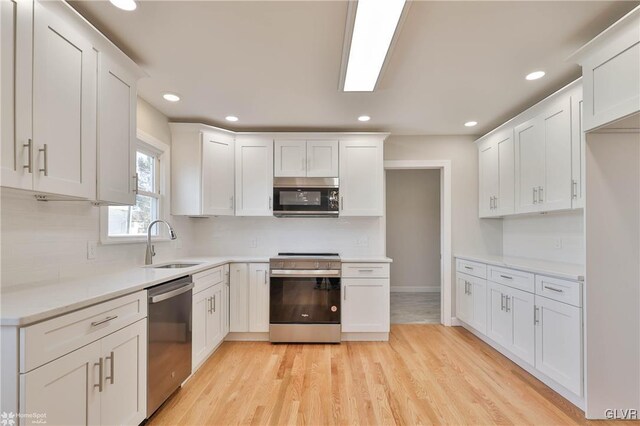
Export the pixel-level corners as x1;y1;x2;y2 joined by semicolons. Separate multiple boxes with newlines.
605;409;638;420
1;412;47;425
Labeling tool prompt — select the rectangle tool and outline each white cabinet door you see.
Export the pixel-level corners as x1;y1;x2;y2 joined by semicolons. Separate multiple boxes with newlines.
192;286;213;369
21;340;101;426
496;130;515;216
339;139;384;216
514;117;544;213
486;282;512;349
478;140;499;218
249;263;270;332
456;276;472;324
1;0;33;190
274;139;306;177
342;278;390;332
507;286;535;365
307;140;339;177
235;138;273;216
100;319;147;426
97;53;136;205
540;97;572;211
223;264;230;336
32;0;96;199
469;277;487;334
535;295;582;395
207;283;224;349
202;134;235;215
571;91;585;209
230;263;249;332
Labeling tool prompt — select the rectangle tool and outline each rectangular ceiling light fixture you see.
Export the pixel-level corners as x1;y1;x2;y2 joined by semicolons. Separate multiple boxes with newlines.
342;0;408;92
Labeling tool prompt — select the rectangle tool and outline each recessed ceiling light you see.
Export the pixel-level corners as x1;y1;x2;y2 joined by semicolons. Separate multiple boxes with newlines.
162;93;180;102
109;0;136;11
464;121;478;127
525;71;545;81
225;116;239;122
358;115;371;122
343;0;407;91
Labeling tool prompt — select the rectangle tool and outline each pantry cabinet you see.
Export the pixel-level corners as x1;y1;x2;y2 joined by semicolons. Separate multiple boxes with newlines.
235;137;274;216
274;139;339;177
339;139;384;216
21;319;147;426
478;128;514;217
229;263;270;333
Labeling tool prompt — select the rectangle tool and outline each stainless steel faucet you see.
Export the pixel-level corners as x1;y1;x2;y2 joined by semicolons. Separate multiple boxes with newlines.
145;220;178;265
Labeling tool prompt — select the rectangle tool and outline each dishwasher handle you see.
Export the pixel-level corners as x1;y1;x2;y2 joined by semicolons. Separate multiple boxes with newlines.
149;283;194;304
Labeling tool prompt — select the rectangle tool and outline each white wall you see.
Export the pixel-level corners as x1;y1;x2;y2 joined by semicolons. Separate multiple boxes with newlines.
386;169;441;291
502;210;584;264
0;97;191;288
187;216;384;257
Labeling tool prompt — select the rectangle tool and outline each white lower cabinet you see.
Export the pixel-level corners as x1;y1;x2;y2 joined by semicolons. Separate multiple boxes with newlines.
535;295;583;396
21;318;147;426
223;264;230;336
456;273;486;333
229;263;269;333
341;263;390;333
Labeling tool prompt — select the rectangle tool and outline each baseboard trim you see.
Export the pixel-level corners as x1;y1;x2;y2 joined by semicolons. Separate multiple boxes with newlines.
341;332;389;342
391;286;441;293
225;332;269;341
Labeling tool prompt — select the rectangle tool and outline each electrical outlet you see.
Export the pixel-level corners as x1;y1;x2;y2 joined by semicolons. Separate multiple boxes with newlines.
87;241;97;260
553;238;563;249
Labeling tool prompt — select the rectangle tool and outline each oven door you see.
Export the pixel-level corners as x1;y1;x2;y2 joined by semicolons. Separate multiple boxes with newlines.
270;274;341;324
272;187;339;217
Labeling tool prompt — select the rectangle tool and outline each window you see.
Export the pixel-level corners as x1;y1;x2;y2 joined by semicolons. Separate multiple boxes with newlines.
101;134;170;243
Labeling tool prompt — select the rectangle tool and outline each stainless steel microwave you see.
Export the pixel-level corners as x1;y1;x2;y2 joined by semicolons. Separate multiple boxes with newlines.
272;177;339;218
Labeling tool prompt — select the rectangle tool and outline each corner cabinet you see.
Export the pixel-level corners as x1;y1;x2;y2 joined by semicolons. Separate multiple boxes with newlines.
170;124;236;216
339;139;385;216
235;137;274;216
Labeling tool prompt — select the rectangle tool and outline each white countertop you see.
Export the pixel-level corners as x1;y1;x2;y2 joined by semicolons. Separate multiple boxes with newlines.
341;257;393;263
455;254;585;281
0;255;392;326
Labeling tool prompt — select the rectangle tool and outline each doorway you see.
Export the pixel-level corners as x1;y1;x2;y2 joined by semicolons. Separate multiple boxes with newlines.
384;160;452;325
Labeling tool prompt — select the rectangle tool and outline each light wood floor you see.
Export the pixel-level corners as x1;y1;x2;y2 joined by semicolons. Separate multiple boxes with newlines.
147;325;616;426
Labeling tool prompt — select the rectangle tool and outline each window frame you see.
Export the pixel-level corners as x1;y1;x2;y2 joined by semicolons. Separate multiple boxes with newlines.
100;130;172;245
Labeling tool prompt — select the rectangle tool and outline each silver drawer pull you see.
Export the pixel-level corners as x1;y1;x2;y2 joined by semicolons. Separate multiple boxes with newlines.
500;275;513;280
91;315;118;327
359;269;374;272
544;285;564;293
464;266;473;270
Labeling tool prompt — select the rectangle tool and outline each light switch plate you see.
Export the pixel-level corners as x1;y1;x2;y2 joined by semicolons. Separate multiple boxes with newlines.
87;241;97;260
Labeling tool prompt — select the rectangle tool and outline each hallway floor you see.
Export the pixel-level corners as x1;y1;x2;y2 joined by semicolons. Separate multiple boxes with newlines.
390;292;441;324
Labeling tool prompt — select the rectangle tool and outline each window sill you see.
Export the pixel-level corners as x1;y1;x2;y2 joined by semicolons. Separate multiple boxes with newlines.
100;236;173;246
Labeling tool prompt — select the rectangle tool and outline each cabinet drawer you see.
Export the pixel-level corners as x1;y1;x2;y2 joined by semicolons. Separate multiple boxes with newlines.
20;291;147;373
193;265;224;294
487;266;534;293
535;275;582;307
342;263;389;278
456;259;487;279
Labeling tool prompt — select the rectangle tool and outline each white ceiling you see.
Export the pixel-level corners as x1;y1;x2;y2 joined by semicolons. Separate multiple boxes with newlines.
70;0;638;136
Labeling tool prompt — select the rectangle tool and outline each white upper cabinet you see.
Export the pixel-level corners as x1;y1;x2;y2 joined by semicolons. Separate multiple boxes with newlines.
274;139;339;177
570;88;585;209
202;133;235;215
170;124;236;216
570;7;640;131
339;138;384;216
1;0;32;190
274;140;307;177
97;53;137;205
32;0;97;199
235;137;274;216
478;128;514;218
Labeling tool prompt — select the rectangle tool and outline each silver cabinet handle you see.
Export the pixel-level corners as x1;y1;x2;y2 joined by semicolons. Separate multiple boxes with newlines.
501;294;505;311
571;180;577;199
39;144;48;176
230;196;234;209
505;295;511;312
340;196;344;211
213;294;216;313
91;315;118;327
467;282;472;295
23;139;33;173
494;196;498;210
544;285;564;293
538;186;544;202
105;351;115;385
133;173;139;194
533;187;538;204
268;196;272;210
344;286;347;300
500;275;513;280
264;271;268;285
534;306;540;325
94;357;104;392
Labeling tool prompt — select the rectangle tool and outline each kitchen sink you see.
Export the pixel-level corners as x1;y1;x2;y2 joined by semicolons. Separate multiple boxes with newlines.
152;263;202;269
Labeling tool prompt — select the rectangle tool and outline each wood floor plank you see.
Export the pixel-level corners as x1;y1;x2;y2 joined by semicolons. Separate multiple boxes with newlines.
147;325;634;426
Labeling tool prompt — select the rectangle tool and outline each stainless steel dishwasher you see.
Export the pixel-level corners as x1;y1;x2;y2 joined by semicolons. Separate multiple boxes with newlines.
147;276;194;417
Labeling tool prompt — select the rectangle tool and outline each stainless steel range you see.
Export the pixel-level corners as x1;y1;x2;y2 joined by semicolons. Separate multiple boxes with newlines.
269;253;341;343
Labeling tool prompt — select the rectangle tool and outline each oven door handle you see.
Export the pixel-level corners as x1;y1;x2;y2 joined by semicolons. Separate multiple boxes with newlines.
270;270;341;278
